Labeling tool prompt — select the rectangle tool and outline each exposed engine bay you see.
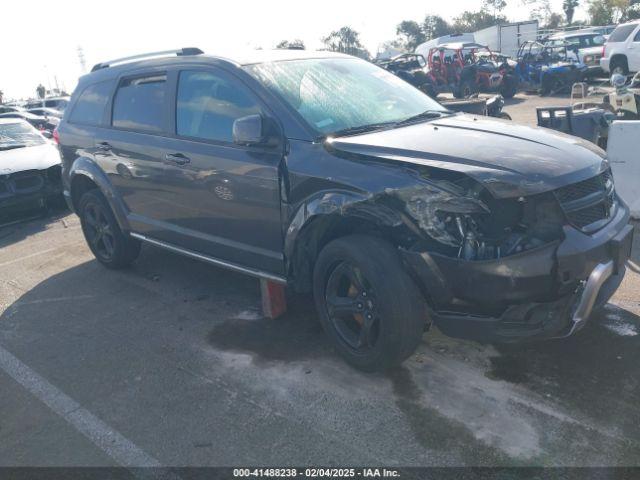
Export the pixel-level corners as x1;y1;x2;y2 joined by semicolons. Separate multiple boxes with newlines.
394;170;565;261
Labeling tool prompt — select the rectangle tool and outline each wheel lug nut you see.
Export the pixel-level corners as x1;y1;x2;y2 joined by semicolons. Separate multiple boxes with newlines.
362;292;367;297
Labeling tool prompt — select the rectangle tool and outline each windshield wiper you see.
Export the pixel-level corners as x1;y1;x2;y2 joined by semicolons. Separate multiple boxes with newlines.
395;110;452;126
325;110;453;139
328;121;398;138
0;144;28;151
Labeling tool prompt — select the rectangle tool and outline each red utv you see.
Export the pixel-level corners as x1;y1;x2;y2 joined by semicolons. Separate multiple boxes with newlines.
424;42;519;99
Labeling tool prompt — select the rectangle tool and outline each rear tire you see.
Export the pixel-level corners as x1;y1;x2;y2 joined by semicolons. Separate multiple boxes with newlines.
541;75;562;95
313;235;427;372
454;78;478;99
610;57;629;76
500;75;518;98
79;189;141;269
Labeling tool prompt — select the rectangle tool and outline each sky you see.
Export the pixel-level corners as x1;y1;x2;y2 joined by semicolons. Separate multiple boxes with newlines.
1;0;588;100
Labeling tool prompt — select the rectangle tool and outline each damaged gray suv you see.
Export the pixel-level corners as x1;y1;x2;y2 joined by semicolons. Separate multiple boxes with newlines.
58;48;634;371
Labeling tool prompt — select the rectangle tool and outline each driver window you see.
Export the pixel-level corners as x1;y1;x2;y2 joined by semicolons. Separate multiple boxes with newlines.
176;70;262;143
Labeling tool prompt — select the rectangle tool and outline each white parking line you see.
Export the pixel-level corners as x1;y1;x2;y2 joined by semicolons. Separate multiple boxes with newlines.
0;248;61;268
0;345;162;468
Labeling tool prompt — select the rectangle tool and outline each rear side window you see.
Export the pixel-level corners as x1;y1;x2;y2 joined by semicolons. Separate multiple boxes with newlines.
112;74;166;132
176;70;261;143
69;81;112;126
608;24;637;42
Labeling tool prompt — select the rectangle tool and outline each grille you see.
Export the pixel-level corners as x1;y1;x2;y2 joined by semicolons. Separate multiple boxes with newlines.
569;203;608;228
0;170;47;196
555;175;603;203
554;170;615;231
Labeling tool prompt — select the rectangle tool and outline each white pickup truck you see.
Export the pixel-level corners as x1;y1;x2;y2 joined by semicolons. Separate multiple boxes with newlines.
601;20;640;75
546;31;607;75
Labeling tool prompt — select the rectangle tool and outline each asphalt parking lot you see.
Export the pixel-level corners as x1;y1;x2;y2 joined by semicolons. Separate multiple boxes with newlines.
1;92;640;468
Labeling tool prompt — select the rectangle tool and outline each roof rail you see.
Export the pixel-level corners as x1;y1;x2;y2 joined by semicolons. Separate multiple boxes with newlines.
90;47;204;72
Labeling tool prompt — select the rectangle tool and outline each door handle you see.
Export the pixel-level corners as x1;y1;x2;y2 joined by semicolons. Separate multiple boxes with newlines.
164;153;191;166
97;142;112;152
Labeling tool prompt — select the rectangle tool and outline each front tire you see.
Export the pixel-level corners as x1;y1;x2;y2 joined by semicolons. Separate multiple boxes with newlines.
313;235;427;372
79;189;140;269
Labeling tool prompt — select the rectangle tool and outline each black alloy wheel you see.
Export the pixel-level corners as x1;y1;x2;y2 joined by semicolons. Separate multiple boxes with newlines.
83;202;116;262
325;261;381;353
79;189;141;269
313;234;427;371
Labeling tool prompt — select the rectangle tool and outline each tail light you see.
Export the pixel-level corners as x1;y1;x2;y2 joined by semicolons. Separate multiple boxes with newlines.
602;45;606;58
52;127;60;144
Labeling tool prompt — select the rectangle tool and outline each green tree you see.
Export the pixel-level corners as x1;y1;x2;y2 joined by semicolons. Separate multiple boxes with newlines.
483;0;508;19
453;10;507;31
322;27;370;60
422;15;454;40
546;12;565;28
396;20;426;51
276;39;305;50
523;0;559;27
563;0;580;24
588;0;626;23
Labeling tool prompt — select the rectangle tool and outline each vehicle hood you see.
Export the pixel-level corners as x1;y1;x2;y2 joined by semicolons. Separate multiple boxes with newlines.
326;114;609;198
0;143;61;175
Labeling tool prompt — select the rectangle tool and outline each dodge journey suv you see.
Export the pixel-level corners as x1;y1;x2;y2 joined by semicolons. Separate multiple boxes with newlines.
58;48;633;371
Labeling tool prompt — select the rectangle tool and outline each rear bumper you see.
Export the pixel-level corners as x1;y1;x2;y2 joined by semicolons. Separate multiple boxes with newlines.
585;65;604;76
401;202;633;342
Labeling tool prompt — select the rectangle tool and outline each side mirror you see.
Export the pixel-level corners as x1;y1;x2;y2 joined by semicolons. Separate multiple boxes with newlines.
233;114;267;146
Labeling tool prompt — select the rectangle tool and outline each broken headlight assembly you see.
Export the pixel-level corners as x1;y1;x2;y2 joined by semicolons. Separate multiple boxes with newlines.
399;177;564;261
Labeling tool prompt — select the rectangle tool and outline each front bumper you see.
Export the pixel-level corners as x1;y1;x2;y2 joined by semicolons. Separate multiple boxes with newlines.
401;202;634;342
0;173;63;225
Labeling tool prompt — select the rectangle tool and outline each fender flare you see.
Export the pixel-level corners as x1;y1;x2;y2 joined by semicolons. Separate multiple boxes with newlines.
69;157;131;232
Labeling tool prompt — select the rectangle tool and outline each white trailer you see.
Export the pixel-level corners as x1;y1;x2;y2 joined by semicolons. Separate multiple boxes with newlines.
474;21;539;58
607;121;640;219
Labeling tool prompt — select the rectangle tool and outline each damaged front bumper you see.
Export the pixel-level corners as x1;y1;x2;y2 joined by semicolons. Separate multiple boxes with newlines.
401;203;634;342
0;171;63;225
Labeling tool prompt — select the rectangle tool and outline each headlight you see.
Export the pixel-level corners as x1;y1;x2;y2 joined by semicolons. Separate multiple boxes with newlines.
395;183;490;248
394;179;562;261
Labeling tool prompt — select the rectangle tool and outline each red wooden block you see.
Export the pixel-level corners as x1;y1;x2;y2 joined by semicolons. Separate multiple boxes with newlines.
260;279;287;319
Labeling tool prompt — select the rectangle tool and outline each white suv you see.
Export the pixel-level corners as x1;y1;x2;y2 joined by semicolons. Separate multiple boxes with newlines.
601;20;640;75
